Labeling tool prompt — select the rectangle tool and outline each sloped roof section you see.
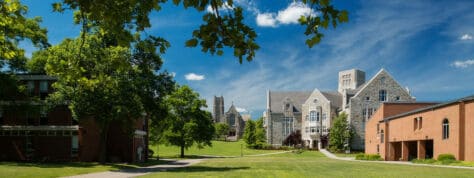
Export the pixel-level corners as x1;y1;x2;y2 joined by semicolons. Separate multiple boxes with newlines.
269;91;311;113
321;91;343;109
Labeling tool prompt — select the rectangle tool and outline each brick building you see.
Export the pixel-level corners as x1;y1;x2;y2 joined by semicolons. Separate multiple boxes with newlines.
0;74;148;162
365;95;474;161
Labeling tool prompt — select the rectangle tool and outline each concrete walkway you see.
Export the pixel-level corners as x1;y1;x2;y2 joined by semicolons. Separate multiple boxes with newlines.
63;159;204;178
320;149;474;170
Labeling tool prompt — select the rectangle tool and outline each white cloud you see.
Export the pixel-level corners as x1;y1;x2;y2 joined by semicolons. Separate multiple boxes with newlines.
236;107;248;113
171;72;176;77
255;2;315;27
256;13;277;27
460;34;473;40
185;73;205;81
452;59;474;68
276;2;315;24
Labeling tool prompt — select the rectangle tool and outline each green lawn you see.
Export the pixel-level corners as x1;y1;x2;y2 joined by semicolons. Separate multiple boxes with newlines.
142;151;474;178
0;159;166;178
151;140;281;158
0;162;124;178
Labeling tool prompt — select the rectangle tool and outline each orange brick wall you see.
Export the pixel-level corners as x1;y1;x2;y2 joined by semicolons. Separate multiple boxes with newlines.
465;101;474;160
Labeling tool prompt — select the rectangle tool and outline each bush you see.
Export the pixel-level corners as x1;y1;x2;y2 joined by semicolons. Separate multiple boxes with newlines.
437;154;456;161
355;154;382;161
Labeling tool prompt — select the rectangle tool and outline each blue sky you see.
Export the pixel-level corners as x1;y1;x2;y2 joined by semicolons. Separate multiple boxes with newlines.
21;0;474;118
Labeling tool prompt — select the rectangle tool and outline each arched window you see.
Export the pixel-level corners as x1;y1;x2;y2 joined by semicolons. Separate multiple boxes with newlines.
380;130;384;143
442;119;449;139
379;90;387;101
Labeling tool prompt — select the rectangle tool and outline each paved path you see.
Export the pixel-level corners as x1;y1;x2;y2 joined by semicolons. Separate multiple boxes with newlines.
63;159;204;178
320;149;474;170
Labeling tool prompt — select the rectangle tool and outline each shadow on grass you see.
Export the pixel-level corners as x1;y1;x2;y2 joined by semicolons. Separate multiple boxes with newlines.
118;165;250;174
0;160;167;170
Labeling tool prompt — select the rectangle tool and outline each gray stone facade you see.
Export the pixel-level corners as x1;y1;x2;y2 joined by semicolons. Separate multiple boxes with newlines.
263;68;414;150
212;96;246;139
344;69;414;150
263;91;311;146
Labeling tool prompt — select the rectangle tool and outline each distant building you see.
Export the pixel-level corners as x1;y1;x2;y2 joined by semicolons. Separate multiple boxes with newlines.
264;68;414;150
212;96;245;139
366;95;474;161
263;91;311;146
0;74;147;162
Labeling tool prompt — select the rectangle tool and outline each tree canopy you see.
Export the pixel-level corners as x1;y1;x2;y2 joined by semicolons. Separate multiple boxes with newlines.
52;0;348;63
160;85;215;158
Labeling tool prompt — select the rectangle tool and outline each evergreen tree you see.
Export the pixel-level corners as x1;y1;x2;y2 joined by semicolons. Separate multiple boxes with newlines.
329;112;352;152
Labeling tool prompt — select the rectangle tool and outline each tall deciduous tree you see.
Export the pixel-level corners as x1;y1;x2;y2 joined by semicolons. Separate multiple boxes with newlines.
329;112;352;152
0;0;49;69
161;85;214;158
44;33;173;163
52;0;348;63
243;120;256;147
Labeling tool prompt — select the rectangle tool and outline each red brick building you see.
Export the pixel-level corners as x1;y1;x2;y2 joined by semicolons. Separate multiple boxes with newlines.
366;95;474;161
0;74;148;162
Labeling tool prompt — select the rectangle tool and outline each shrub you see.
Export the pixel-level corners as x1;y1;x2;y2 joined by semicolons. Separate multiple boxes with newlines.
355;154;382;161
437;154;456;161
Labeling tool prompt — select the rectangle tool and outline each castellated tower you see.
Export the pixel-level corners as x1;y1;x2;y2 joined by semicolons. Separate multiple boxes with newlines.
338;69;366;93
213;96;225;123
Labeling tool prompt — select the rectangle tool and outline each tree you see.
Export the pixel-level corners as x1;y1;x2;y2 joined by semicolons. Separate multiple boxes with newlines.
161;85;215;158
329;112;352;152
44;33;172;163
52;0;348;63
243;117;267;148
0;0;49;70
283;130;303;147
214;122;230;141
243;120;256;147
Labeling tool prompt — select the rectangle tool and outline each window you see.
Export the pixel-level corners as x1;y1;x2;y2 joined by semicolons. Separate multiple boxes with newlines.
379;90;387;101
376;124;380;133
414;118;418;131
365;96;370;101
368;108;373;119
419;117;423;129
395;96;400;101
377;144;380;154
316;112;320;122
39;81;48;92
27;81;35;95
310;127;316;133
316;126;320;133
380;130;384;143
442;119;449;139
283;117;294;135
72;135;79;157
310;111;316;122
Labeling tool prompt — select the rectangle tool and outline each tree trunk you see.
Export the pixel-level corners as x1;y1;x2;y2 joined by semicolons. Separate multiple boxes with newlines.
180;144;184;158
99;122;110;164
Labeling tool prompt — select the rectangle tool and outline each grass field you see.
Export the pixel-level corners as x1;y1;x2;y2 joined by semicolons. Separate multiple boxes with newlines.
151;140;281;158
142;151;474;178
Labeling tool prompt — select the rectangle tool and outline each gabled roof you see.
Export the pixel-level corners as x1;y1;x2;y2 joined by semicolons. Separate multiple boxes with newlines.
354;68;410;98
321;91;342;109
382;94;474;122
269;91;311;113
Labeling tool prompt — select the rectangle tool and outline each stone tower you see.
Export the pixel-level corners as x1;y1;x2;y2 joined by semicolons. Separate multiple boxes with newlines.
338;69;366;93
213;96;225;123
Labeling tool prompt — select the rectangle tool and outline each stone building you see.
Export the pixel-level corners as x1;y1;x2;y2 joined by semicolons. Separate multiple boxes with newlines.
212;96;245;139
264;68;414;150
263;91;311;146
366;95;474;161
301;89;342;149
342;69;414;150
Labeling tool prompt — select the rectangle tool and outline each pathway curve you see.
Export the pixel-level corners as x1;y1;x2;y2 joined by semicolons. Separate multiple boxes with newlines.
63;159;204;178
320;149;474;170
